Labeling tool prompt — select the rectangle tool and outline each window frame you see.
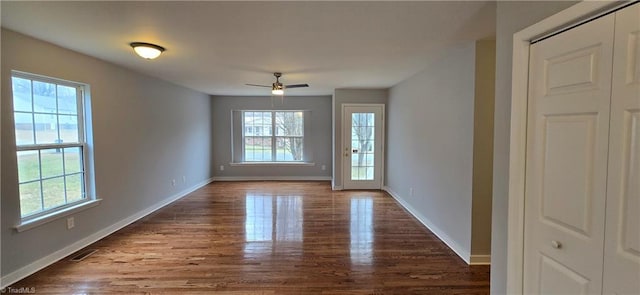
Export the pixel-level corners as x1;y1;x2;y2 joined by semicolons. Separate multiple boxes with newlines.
11;71;96;224
241;110;305;163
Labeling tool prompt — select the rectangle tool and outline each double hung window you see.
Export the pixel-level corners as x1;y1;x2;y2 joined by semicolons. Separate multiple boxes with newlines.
11;72;91;220
243;111;304;162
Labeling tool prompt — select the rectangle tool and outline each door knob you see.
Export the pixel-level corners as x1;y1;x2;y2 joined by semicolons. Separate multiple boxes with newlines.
551;240;562;249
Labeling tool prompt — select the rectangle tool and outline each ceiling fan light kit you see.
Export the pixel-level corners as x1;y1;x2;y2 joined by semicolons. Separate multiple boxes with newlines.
130;42;165;59
247;72;309;96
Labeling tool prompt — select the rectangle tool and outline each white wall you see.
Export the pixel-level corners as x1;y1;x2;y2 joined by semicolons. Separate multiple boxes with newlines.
1;29;213;281
386;42;476;261
491;2;578;294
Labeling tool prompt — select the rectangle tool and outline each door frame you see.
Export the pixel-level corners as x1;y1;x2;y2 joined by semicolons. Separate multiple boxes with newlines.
507;1;629;293
341;103;385;190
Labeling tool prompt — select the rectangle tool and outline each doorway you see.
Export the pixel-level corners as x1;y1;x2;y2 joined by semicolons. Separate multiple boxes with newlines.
342;104;384;190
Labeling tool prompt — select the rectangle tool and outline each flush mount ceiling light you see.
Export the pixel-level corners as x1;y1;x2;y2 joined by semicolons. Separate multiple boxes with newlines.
130;42;165;60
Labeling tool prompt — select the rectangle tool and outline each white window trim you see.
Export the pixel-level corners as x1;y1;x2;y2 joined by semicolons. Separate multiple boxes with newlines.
11;70;97;230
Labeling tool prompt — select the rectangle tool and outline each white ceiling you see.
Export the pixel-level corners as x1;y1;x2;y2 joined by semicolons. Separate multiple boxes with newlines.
1;1;495;96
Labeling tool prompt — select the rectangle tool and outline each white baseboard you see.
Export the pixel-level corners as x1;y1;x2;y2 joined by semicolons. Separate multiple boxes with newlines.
382;186;471;265
0;177;214;289
332;185;343;190
212;176;331;181
470;254;491;265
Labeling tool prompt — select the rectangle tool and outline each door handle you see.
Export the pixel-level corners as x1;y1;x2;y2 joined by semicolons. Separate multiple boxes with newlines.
551;240;562;249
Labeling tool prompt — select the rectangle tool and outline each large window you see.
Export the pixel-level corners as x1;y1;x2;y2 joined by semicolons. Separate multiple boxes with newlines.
11;72;91;219
243;111;304;162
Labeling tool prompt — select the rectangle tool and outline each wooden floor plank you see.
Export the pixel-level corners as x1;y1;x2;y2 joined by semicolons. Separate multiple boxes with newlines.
11;181;490;294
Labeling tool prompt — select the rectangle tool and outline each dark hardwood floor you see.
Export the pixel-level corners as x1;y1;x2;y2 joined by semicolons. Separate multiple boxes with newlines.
12;181;489;294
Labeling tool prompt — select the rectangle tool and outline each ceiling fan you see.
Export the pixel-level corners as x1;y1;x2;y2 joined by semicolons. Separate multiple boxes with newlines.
246;72;309;95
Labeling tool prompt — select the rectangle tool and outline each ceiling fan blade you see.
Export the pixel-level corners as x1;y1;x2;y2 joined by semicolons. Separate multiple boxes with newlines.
284;84;309;89
245;84;271;88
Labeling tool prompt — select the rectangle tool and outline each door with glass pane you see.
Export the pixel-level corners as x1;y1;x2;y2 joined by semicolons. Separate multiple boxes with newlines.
343;104;384;189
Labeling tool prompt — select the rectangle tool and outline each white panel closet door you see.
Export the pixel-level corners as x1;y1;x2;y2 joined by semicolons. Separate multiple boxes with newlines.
523;14;615;294
602;4;640;294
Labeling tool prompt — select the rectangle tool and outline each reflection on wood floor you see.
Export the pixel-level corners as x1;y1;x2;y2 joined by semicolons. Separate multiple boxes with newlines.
13;181;490;294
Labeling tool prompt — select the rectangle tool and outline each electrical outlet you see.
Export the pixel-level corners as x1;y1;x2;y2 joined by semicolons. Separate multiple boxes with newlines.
171;179;176;187
409;187;414;197
219;165;224;171
67;217;75;229
182;176;186;183
321;165;326;171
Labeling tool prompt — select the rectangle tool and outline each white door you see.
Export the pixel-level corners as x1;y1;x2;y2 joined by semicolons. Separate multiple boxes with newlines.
524;13;615;294
342;104;384;190
603;4;640;294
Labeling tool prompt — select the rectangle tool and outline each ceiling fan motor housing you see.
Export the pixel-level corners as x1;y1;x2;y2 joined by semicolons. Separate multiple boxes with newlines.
272;72;283;90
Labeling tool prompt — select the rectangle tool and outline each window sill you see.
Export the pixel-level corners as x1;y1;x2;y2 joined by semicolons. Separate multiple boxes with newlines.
229;162;316;167
15;199;102;233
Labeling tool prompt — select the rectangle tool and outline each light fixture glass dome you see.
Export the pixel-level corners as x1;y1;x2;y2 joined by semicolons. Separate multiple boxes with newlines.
130;42;165;59
272;82;284;95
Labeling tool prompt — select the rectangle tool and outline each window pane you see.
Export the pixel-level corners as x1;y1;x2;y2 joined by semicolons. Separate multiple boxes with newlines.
244;111;272;136
57;85;77;115
40;149;64;178
262;112;272;136
276;112;303;136
33;81;57;114
64;147;83;174
366;167;374;180
17;151;40;183
20;182;42;216
366;154;374;166
34;113;59;144
244;137;272;161
12;73;89;219
276;137;303;161
352;155;359;166
42;177;66;209
65;174;84;203
14;112;34;145
59;115;79;142
352;113;361;127
244;111;252;124
12;77;32;112
242;111;305;163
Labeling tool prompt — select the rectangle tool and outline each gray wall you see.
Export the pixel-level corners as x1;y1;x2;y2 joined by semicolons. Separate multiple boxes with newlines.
491;2;578;294
211;95;332;179
471;39;496;257
386;42;476;259
332;89;388;189
1;29;213;276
